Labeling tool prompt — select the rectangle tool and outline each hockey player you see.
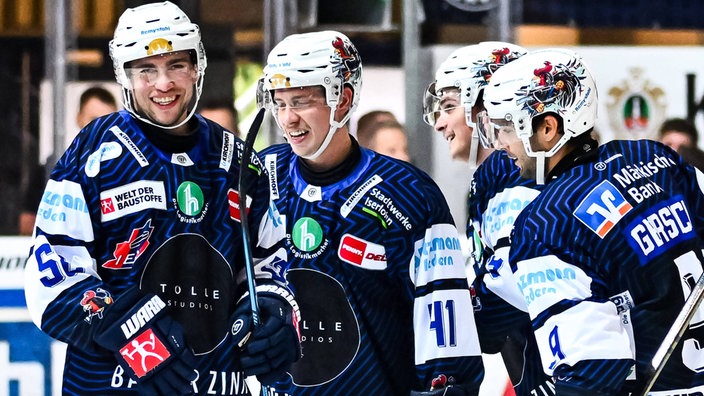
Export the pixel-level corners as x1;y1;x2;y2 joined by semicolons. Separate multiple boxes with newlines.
24;2;300;394
479;48;704;394
424;43;555;395
257;30;484;395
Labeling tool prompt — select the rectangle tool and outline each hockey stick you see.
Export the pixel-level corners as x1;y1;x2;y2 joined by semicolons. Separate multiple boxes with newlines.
639;270;704;395
238;107;266;329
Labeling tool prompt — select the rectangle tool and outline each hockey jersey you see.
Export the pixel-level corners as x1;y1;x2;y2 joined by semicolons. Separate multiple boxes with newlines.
259;143;484;395
24;110;288;395
510;139;704;394
467;150;555;395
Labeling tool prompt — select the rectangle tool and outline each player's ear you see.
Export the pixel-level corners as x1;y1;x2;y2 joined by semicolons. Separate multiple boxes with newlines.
334;86;354;121
541;114;561;143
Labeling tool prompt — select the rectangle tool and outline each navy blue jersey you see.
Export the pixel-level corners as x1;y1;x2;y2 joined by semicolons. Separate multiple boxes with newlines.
510;139;704;394
259;143;484;395
24;111;288;395
467;150;554;395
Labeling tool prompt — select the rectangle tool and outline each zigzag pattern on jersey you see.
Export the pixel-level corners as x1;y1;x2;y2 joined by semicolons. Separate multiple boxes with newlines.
510;139;704;392
260;144;483;395
36;111;270;395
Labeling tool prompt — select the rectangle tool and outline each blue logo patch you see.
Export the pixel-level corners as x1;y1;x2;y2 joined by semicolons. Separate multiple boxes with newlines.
574;180;633;238
625;196;694;264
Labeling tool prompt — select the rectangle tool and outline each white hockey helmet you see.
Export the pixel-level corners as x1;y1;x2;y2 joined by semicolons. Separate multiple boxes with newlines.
423;42;527;128
482;48;597;154
109;1;207;129
480;48;598;183
259;30;363;160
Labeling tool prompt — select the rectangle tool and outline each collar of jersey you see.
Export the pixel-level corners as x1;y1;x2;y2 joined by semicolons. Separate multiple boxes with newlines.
289;147;374;202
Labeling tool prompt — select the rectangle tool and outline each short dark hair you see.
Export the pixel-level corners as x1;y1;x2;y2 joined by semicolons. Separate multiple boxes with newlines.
79;86;117;111
659;118;699;147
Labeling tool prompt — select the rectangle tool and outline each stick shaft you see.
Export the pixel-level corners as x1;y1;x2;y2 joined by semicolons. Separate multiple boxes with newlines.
237;108;266;327
640;270;704;395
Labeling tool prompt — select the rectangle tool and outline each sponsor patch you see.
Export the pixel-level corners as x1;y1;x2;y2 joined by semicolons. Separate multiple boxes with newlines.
85;142;122;177
220;131;235;171
573;180;632;238
120;328;170;378
36;179;94;241
337;234;387;270
227;189;251;222
111;126;148;167
100;181;167;222
625;196;694;264
265;154;279;199
411;224;466;287
340;175;382;218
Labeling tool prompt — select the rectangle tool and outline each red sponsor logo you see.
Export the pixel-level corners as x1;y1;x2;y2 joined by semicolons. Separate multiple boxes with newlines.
100;198;115;214
119;328;171;378
103;220;154;269
339;235;367;265
227;189;250;222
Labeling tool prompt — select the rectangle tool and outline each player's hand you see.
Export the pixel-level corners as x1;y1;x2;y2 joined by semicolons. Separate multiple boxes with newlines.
230;284;302;385
92;287;196;395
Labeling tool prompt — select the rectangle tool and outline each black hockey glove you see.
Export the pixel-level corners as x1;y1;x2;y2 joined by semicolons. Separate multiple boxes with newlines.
93;288;197;395
230;284;302;385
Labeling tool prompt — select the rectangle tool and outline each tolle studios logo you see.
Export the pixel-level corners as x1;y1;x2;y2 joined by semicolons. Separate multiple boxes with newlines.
606;67;667;141
173;181;208;223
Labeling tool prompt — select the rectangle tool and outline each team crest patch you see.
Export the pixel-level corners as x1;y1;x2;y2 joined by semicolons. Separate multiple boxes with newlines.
103;219;154;269
573;180;633;238
80;287;113;323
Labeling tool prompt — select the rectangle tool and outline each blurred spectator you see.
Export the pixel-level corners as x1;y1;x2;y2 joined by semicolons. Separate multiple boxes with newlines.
357;119;411;162
199;96;240;137
658;117;698;152
355;109;397;137
76;86;118;129
18;86;118;236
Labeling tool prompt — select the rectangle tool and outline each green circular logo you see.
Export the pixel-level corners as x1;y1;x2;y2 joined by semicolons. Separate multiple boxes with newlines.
176;181;204;216
292;217;323;252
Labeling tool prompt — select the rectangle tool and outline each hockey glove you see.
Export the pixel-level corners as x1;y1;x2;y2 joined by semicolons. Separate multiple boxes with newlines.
93;288;197;395
230;284;302;385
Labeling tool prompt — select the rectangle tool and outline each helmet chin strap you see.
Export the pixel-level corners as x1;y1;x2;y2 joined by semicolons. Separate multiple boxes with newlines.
468;130;480;171
301;106;349;161
535;152;546;185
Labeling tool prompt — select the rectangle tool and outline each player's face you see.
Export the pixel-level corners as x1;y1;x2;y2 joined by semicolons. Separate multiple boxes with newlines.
492;117;536;179
126;51;198;131
77;97;117;129
371;127;410;162
273;86;332;158
432;88;472;162
660;131;693;152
